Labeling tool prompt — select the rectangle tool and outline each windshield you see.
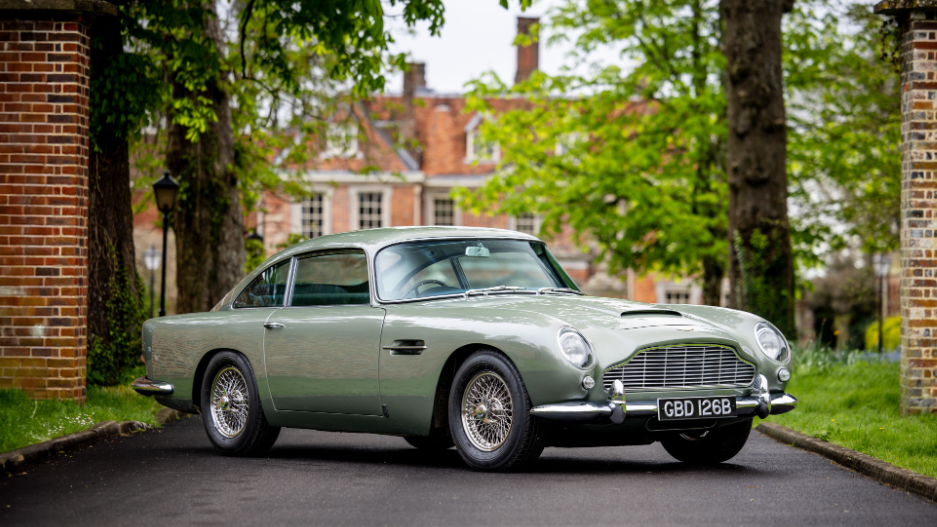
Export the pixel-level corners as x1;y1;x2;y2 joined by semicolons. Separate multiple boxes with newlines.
375;239;580;301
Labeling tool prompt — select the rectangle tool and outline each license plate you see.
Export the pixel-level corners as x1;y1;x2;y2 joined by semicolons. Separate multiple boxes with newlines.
657;396;737;421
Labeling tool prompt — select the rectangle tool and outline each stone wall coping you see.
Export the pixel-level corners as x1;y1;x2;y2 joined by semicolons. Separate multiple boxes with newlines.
876;0;937;14
0;0;116;17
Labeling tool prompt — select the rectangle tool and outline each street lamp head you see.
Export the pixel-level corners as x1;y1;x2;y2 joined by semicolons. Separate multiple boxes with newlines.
247;231;264;244
873;253;892;278
153;172;180;214
144;244;161;272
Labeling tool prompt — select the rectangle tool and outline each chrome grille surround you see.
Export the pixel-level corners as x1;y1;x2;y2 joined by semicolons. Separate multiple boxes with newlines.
602;344;755;391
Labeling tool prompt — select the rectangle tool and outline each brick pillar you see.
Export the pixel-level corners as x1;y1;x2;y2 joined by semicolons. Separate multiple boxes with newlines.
0;1;115;402
877;1;937;414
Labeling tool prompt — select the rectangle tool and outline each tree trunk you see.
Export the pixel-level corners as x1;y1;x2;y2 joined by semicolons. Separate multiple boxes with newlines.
721;0;796;336
166;3;245;314
87;17;144;384
701;254;724;306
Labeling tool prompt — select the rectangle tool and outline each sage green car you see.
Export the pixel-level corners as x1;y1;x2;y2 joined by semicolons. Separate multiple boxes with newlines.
133;226;796;471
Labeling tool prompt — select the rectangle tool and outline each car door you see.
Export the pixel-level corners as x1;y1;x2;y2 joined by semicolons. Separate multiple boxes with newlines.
263;249;385;415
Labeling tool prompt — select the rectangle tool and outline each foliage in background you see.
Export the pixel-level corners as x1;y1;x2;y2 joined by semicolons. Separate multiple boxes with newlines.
767;346;937;479
0;369;161;454
87;247;146;386
784;2;901;259
802;255;876;350
459;0;730;305
865;315;900;352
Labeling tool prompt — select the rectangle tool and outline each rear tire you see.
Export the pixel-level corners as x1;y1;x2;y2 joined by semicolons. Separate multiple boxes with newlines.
200;351;280;456
660;418;752;464
448;350;545;471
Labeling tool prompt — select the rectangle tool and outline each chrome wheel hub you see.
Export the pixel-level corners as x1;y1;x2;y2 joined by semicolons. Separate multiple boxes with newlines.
210;366;249;438
461;371;513;451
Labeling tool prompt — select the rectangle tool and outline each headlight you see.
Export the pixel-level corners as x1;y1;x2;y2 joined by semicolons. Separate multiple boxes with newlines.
557;327;593;368
754;322;787;361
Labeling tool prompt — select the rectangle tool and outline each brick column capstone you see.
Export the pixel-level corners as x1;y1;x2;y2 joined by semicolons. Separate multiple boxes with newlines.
0;0;115;402
877;0;937;414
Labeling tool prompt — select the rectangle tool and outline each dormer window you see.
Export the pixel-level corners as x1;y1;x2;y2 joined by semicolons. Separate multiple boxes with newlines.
321;123;359;159
464;114;499;163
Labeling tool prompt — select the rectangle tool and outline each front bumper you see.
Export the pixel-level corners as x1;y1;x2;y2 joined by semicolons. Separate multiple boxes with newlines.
131;376;174;397
530;392;797;423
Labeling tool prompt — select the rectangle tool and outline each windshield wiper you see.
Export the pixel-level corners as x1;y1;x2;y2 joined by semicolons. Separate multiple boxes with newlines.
463;286;536;298
537;287;584;296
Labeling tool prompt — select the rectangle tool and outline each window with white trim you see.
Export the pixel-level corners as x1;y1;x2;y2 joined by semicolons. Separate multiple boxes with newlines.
322;123;358;158
433;198;455;226
301;194;325;238
358;192;383;230
466;130;499;162
665;289;692;304
514;213;539;236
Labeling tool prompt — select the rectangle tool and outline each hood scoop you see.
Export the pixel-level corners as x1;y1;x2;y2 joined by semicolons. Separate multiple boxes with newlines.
619;309;683;318
578;304;683;318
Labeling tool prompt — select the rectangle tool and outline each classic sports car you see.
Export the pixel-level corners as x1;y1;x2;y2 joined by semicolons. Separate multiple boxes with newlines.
133;226;796;471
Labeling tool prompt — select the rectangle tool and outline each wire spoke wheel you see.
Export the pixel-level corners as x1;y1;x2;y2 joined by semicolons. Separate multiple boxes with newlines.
210;366;250;438
461;371;514;452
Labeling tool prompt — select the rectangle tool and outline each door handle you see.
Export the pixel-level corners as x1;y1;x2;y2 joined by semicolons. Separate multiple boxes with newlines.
264;322;285;330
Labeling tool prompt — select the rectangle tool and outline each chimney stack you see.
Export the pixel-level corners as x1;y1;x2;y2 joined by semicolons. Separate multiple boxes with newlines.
403;62;426;98
514;17;539;84
400;62;425;167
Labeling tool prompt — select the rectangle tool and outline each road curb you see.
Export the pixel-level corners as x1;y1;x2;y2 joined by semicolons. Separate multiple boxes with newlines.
0;407;189;475
756;421;937;502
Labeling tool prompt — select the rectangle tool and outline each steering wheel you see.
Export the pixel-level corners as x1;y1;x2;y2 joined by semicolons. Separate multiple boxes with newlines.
404;279;449;298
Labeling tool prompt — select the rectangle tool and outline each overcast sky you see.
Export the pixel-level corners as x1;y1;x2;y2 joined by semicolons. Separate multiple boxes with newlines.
384;0;624;95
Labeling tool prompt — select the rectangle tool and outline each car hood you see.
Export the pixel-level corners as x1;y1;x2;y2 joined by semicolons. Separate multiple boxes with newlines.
432;294;719;332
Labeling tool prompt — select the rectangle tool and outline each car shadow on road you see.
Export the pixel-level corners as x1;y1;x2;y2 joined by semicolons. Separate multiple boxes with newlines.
176;442;757;476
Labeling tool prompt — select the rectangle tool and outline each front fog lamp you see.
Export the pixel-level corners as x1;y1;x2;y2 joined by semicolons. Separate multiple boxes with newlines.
754;322;787;361
557;327;593;368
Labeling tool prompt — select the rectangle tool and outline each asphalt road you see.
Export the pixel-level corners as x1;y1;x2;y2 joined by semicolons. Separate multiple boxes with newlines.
1;416;934;526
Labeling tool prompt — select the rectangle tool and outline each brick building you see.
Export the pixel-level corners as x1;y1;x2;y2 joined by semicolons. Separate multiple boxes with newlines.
248;17;702;305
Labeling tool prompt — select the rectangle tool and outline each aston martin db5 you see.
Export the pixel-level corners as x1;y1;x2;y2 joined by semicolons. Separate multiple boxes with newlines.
133;227;796;471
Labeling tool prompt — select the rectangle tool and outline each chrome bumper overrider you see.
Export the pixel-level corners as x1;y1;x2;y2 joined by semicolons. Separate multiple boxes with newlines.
131;376;174;397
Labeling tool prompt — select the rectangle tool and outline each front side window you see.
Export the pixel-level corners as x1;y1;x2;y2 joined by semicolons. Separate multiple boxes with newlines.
375;239;579;301
291;251;370;306
234;260;290;308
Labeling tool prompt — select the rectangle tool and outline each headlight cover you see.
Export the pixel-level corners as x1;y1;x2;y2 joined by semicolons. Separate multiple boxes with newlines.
557;327;594;368
754;322;787;361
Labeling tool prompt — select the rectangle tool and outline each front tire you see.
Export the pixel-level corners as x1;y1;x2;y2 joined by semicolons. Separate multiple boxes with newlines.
660;418;752;464
200;351;280;456
448;350;545;471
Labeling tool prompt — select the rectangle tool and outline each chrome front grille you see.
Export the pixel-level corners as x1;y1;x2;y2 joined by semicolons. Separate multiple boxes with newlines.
602;344;755;391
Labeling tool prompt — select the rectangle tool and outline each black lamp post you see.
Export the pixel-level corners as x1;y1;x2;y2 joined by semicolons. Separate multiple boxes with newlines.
873;253;892;352
153;172;180;317
143;244;161;319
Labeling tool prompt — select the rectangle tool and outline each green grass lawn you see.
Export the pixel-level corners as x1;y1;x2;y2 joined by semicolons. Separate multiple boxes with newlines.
760;351;937;479
0;369;162;453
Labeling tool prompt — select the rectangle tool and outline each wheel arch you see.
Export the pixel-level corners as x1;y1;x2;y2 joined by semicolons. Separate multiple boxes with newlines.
428;343;520;434
192;348;257;411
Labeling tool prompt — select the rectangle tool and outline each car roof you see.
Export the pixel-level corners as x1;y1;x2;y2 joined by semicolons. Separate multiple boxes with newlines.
279;226;540;258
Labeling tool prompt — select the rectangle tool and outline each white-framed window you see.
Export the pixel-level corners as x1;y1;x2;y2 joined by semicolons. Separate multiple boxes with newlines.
664;289;692;304
321;123;359;159
290;189;333;239
359;192;383;229
512;213;541;236
464;113;499;163
301;194;325;238
433;198;455;226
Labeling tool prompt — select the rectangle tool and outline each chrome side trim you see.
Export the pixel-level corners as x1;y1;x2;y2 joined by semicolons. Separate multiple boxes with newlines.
530;402;612;423
131;376;174;397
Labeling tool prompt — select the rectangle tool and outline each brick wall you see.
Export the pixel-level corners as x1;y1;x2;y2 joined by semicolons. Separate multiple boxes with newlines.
0;16;91;402
898;9;937;414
